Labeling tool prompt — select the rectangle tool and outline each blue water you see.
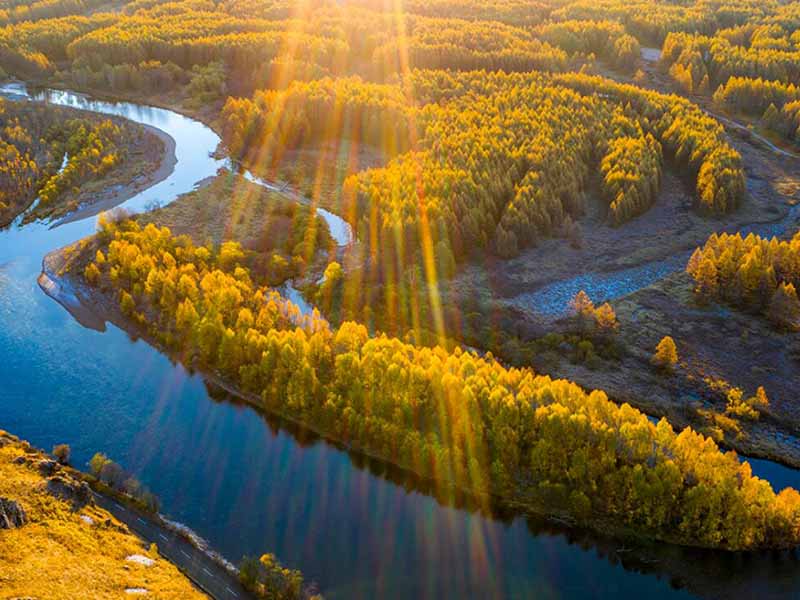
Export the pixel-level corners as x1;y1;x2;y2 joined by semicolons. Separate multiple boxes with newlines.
1;82;799;599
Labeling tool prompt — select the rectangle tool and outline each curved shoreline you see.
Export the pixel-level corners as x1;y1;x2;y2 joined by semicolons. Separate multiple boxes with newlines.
55;124;178;226
10;78;353;245
37;255;800;598
22;76;800;556
40;234;800;555
33;250;722;550
34;77;800;502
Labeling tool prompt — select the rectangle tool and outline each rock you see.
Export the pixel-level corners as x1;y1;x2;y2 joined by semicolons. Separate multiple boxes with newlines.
37;460;59;476
126;554;155;567
46;476;93;509
0;497;27;529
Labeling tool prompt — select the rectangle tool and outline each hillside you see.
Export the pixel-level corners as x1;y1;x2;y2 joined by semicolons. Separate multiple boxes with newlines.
0;430;207;599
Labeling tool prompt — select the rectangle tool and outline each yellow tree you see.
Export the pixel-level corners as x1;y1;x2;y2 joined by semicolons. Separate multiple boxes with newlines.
570;290;596;334
594;302;619;337
652;336;678;372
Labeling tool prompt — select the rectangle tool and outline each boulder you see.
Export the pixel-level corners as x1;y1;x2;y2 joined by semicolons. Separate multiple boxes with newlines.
0;497;27;529
46;476;93;509
37;460;59;476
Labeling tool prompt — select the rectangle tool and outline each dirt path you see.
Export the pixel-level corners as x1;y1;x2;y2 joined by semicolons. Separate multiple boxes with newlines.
710;110;800;159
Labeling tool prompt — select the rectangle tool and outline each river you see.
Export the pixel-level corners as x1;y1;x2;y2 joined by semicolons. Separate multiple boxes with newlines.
2;82;800;599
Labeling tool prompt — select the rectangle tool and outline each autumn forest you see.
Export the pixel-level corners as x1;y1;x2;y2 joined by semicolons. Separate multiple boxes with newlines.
3;0;800;599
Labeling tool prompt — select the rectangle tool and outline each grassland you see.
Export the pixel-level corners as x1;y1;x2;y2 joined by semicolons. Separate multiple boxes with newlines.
0;430;206;599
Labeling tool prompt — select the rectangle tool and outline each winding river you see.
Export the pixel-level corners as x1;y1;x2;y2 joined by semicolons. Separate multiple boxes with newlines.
3;82;800;599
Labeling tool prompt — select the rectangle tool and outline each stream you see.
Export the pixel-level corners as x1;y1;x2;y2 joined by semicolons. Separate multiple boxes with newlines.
2;81;800;599
510;202;800;318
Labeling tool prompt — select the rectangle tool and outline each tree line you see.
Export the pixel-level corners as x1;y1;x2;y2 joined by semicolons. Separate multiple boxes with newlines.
662;5;800;96
687;231;800;330
713;76;800;141
220;67;744;344
551;0;765;46
65;216;800;551
221;76;413;164
532;19;641;72
0;0;108;25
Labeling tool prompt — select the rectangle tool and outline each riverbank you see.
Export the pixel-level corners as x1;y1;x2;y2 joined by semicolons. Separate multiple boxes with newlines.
41;230;800;557
135;171;336;287
0;427;324;600
554;271;800;468
518;50;800;469
55;123;177;226
0;93;175;229
6;73;800;598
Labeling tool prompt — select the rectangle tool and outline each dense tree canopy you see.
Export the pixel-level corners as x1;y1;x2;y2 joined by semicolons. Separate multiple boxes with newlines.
688;231;800;330
67;217;800;551
662;3;800;107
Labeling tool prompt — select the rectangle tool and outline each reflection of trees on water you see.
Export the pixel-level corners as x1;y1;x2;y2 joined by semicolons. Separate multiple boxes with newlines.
201;379;800;600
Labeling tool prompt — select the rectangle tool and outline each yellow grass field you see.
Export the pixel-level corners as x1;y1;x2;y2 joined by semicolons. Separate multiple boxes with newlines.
0;431;206;600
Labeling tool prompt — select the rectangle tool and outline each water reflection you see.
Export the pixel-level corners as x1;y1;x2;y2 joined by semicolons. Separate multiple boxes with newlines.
200;380;800;600
1;81;799;600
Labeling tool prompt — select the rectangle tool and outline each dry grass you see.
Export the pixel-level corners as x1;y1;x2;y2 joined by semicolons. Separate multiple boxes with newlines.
139;172;330;254
0;432;206;600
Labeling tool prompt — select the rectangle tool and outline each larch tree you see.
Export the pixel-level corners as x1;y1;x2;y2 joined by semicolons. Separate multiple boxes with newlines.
652;336;678;372
768;282;800;330
570;290;596;334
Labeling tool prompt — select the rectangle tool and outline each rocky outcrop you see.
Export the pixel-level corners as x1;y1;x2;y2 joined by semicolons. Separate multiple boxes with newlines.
46;476;93;509
0;497;27;529
37;460;59;476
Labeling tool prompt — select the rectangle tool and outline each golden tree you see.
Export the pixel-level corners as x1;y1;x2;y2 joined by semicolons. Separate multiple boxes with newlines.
652;336;678;372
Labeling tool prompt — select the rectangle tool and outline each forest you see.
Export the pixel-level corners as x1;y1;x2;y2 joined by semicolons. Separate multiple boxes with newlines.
59;216;800;551
223;68;743;271
0;98;140;226
6;2;800;593
659;4;800;140
0;0;773;97
688;231;800;330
